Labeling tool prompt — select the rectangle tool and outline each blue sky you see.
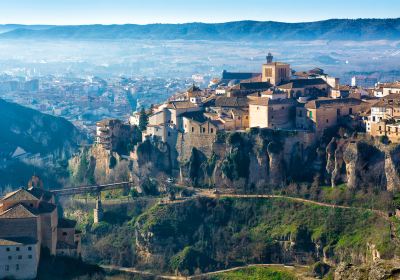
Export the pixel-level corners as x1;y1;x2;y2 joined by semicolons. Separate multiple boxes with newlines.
0;0;398;25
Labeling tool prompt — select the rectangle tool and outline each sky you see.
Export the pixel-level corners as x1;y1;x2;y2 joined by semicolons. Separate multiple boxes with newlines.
0;0;399;25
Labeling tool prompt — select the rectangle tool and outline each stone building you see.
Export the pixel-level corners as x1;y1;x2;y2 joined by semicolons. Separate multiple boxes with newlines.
0;184;82;279
300;98;367;134
368;93;400;142
95;119;134;153
56;218;82;258
182;111;221;135
249;97;297;129
0;237;39;280
261;53;291;86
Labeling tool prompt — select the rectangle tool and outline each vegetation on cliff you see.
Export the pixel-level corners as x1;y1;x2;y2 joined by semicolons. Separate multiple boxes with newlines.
208;266;298;280
134;197;397;275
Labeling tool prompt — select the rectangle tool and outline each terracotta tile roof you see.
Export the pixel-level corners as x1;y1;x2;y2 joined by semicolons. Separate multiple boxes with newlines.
249;97;297;106
0;237;37;246
238;82;271;90
181;111;208;123
305;98;363;109
278;78;326;89
166;101;198;109
2;189;39;202
214;97;248;108
0;204;37;219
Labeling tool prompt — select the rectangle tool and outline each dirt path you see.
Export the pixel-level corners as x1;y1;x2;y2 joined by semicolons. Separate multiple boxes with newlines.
102;264;312;280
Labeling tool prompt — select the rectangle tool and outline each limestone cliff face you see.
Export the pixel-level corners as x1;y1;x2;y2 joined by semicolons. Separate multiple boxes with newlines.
334;260;400;280
326;137;400;191
177;130;317;189
69;144;131;184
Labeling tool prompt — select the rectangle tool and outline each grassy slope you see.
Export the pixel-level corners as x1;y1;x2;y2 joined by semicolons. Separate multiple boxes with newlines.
136;197;397;267
208;266;298;280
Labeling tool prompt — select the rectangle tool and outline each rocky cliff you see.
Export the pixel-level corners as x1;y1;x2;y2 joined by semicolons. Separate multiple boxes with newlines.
177;129;317;189
326;136;400;192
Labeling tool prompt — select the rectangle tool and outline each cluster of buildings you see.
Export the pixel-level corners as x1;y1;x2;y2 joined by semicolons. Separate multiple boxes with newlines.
94;54;400;156
0;74;189;135
128;54;372;145
0;177;81;279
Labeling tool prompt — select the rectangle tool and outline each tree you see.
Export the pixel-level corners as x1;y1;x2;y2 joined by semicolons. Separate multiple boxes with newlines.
138;108;148;131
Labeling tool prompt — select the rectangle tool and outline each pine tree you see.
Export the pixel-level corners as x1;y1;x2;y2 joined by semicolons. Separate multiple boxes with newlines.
138;108;148;131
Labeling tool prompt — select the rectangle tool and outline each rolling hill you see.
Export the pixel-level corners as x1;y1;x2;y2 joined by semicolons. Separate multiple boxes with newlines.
1;19;400;41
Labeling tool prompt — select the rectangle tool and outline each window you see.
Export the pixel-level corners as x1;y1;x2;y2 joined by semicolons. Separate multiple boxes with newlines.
202;128;206;133
349;108;353;114
167;131;171;137
337;109;341;116
28;247;32;251
191;127;194;133
28;255;33;259
238;116;241;120
18;255;22;260
6;248;10;252
16;264;19;271
281;106;284;110
210;128;214;133
309;111;313;118
326;119;329;123
8;256;12;260
271;115;274;119
245;116;248;119
63;232;67;236
5;265;9;272
16;247;20;251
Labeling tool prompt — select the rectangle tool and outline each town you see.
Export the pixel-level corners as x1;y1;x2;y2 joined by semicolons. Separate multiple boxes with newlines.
2;53;400;280
95;53;400;158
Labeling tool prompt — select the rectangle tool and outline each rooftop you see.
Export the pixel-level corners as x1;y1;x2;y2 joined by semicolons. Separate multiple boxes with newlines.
214;97;248;108
278;78;327;89
305;98;363;109
2;188;39;202
0;204;37;219
0;237;37;246
166;101;199;109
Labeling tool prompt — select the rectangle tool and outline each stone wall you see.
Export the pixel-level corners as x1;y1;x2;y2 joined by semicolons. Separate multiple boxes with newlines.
176;132;216;163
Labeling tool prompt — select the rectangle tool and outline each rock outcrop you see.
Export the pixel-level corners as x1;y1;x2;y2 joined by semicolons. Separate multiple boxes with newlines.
326;136;400;191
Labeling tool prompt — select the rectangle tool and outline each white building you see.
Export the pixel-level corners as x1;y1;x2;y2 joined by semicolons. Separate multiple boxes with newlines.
0;237;39;280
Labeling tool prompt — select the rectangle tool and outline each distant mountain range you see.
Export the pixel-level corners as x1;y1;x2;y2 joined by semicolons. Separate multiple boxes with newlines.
1;19;400;41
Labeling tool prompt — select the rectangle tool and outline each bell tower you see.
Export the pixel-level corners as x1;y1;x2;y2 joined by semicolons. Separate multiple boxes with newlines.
266;52;273;64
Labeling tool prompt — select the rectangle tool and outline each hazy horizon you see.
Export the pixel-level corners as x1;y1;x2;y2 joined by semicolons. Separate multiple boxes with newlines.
2;17;400;26
0;0;398;25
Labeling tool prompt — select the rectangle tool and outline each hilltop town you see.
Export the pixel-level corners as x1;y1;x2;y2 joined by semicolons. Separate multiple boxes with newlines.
88;53;400;189
4;54;400;280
